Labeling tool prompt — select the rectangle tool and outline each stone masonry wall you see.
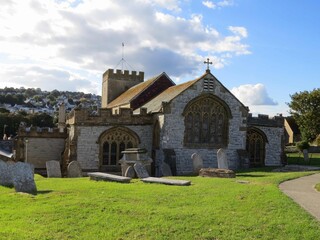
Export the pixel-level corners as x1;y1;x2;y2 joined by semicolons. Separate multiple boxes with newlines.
256;126;284;166
159;72;248;175
25;138;65;168
75;125;153;170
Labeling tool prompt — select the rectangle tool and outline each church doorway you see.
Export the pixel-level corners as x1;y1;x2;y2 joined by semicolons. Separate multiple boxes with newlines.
246;128;267;167
98;127;139;172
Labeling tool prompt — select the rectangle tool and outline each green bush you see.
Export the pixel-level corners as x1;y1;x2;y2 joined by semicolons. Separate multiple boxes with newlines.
315;135;320;146
296;141;310;151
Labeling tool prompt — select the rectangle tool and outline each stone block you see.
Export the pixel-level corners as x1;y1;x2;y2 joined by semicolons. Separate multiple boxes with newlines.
199;168;235;178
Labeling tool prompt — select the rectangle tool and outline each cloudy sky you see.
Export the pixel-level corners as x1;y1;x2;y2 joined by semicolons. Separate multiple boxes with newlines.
1;0;319;116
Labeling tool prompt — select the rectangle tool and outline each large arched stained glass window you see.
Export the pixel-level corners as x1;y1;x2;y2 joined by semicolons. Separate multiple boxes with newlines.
183;95;231;148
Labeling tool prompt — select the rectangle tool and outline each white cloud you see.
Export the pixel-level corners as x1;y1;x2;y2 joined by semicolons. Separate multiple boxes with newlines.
229;26;248;38
203;0;234;9
0;0;250;93
231;84;278;106
202;1;216;9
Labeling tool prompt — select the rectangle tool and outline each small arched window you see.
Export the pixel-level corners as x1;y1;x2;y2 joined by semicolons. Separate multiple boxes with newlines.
183;95;231;148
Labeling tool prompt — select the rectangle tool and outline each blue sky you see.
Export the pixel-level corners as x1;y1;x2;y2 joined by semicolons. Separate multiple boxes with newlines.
0;0;319;116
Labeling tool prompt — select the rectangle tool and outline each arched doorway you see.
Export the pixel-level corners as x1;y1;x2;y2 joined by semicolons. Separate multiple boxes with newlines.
98;127;139;172
246;128;267;167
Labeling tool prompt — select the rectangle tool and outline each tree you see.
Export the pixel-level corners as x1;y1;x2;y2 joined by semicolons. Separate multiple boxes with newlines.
288;88;320;141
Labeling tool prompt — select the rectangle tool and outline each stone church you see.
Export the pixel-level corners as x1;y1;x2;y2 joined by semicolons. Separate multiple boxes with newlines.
57;65;284;176
13;63;284;175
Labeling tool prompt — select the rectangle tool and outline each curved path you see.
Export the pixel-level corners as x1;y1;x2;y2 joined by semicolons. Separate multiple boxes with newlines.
279;173;320;220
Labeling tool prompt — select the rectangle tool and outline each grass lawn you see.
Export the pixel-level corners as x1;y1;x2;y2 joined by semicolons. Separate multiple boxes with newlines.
286;153;320;167
1;170;320;240
316;183;320;192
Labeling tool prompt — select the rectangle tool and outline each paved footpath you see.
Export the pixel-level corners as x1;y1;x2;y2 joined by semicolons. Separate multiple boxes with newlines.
279;173;320;221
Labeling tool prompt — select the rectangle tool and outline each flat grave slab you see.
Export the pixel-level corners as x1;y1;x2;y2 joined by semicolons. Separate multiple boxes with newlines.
87;172;131;183
141;177;191;186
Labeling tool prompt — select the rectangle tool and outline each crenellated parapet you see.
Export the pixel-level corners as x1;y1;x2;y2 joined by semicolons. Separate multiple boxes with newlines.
103;69;144;82
247;113;284;128
18;127;67;138
66;107;153;126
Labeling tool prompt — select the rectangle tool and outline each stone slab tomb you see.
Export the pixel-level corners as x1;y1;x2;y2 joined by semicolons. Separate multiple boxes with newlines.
46;160;62;178
217;148;229;169
199;168;235;178
191;153;203;175
67;161;83;178
88;172;131;183
141;177;191;186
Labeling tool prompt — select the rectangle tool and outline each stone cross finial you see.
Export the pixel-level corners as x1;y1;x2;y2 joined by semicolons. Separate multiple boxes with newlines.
204;58;212;71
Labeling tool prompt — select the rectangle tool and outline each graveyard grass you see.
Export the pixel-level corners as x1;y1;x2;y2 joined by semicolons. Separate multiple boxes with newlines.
1;170;320;239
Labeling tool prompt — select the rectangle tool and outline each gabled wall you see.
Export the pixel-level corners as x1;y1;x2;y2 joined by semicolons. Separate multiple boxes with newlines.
156;72;248;175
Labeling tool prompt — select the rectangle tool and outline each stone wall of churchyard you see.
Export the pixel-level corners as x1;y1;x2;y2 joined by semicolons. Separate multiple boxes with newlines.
159;73;248;175
75;125;153;170
256;126;284;166
15;127;67;168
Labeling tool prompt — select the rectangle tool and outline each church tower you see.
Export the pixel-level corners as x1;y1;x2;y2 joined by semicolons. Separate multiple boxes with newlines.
101;69;144;108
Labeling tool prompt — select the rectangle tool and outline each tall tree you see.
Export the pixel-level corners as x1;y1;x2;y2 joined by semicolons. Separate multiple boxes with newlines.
288;88;320;141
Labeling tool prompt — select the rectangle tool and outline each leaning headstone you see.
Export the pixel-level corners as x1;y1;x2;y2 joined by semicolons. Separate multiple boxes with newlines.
67;161;83;178
217;148;229;169
303;149;309;162
46;160;62;178
11;162;37;194
134;162;150;178
191;153;203;175
162;162;172;176
0;160;13;187
124;166;136;178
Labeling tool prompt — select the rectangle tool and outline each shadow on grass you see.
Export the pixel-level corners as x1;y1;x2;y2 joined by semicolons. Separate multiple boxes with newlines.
37;190;53;195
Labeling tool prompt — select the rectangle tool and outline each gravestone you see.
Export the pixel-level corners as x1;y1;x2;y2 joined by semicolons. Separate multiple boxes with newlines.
134;162;150;178
191;153;203;175
67;161;82;178
124;166;136;178
162;162;172;176
303;149;309;162
217;148;229;169
0;160;13;187
11;162;37;194
46;160;62;178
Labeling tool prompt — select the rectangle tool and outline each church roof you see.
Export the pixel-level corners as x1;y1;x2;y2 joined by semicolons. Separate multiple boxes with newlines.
139;70;249;114
139;78;198;113
107;72;174;109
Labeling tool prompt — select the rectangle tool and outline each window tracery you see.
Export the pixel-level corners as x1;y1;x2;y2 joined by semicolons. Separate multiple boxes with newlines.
183;96;230;148
100;127;139;165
